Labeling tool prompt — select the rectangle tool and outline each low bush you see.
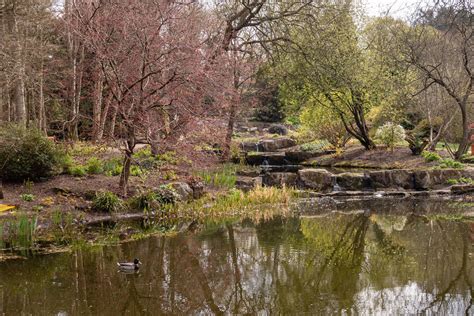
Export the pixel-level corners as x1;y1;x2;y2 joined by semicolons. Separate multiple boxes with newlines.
0;124;66;181
446;177;474;185
375;122;406;151
460;154;474;164
421;151;442;162
20;194;35;202
439;158;464;169
92;191;123;213
103;158;123;176
155;185;178;205
68;165;87;177
129;190;159;211
85;157;104;174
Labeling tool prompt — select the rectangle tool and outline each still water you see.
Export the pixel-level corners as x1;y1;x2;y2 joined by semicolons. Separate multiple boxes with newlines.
0;201;473;315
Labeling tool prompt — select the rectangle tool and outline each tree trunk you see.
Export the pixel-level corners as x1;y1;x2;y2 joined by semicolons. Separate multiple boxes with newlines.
38;58;46;133
455;105;470;159
97;92;112;141
11;5;26;126
92;71;104;141
119;126;135;196
221;100;236;161
14;71;26;125
109;104;118;139
119;149;132;196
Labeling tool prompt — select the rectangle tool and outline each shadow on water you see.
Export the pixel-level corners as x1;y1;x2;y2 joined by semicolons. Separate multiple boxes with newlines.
0;200;472;314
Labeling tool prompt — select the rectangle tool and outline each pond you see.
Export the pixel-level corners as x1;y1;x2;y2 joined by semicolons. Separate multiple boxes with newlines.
0;199;473;315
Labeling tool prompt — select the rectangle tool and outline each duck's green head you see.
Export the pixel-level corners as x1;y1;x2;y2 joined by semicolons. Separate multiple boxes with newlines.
134;258;142;265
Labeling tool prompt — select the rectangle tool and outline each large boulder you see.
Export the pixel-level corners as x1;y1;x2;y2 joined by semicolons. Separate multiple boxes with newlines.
368;169;414;190
335;172;370;191
298;168;334;192
268;124;288;135
259;137;296;152
236;169;260;177
169;182;194;202
240;142;259;152
246;152;288;165
235;176;260;192
413;169;463;190
262;172;298;188
451;184;474;195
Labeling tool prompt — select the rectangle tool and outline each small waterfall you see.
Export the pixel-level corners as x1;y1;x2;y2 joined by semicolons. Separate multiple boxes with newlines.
332;176;342;192
261;158;270;173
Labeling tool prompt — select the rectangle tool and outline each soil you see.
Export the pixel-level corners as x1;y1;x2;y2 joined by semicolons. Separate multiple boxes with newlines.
307;145;448;169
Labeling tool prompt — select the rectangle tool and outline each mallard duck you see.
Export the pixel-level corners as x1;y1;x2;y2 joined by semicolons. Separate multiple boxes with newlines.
117;258;142;270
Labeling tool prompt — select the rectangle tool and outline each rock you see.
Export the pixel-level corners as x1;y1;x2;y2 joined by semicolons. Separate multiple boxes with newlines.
246;152;288;165
190;181;204;199
240;142;259;152
451;184;474;195
169;182;194;202
335;172;370;190
461;167;474;179
236;169;260;177
285;150;335;164
368;169;414;190
258;137;296;152
298;168;334;192
235;176;257;192
51;187;73;195
268;124;288;135
292;190;324;198
262;172;298;188
413;169;463;189
328;191;374;197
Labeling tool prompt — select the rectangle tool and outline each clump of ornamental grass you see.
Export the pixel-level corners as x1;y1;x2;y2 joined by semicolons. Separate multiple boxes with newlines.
92;191;123;213
178;186;294;222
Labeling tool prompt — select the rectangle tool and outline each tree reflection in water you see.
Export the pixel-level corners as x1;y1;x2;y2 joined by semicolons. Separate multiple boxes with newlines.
0;211;472;314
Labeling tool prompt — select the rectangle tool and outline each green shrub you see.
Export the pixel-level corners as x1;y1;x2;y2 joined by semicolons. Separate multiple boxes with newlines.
446;177;474;185
421;151;442;162
155;185;178;205
130;165;145;177
92;191;123;213
0;124;66;181
68;165;87;177
300;140;330;152
85;157;104;174
129;190;159;211
375;122;406;151
20;193;35;202
439;158;464;169
163;170;177;180
460;154;474;164
103;158;123;176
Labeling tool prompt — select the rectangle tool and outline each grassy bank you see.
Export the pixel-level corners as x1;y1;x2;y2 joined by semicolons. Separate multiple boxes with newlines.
0;185;296;259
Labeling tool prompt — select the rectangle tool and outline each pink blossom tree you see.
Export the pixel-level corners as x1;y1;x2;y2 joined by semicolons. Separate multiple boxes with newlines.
73;0;223;195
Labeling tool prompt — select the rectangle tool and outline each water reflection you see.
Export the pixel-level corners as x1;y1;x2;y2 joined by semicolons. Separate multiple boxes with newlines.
0;211;472;315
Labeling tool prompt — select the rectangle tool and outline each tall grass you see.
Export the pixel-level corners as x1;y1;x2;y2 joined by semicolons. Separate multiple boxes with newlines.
0;215;38;250
199;164;238;189
179;185;295;223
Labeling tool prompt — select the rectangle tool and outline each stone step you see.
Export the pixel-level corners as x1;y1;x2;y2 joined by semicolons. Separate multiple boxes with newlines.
240;137;296;153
